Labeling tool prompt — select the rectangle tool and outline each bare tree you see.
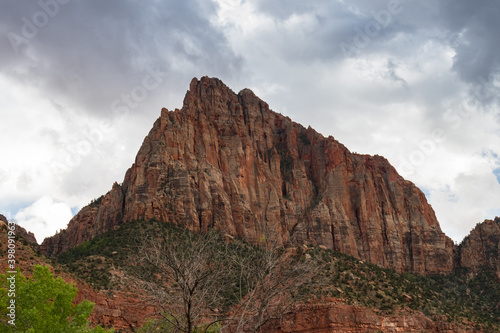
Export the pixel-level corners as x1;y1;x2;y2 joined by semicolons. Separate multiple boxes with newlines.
133;226;227;333
131;224;318;333
222;237;316;333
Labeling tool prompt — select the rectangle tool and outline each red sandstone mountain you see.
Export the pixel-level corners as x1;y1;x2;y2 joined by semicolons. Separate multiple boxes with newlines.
41;76;455;275
458;217;500;277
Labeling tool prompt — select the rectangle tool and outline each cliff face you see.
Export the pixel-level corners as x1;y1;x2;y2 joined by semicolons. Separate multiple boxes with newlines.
40;186;122;256
458;217;500;277
41;76;454;274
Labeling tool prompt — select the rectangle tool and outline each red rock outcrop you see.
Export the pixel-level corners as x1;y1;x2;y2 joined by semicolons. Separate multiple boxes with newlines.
458;217;500;277
265;299;476;333
0;213;38;245
40;184;122;256
41;77;454;274
74;281;159;331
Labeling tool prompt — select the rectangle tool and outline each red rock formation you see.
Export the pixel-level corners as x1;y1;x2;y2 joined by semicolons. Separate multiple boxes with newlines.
265;299;475;333
458;217;500;277
41;184;123;256
73;281;159;331
41;77;454;274
0;213;38;245
0;215;41;276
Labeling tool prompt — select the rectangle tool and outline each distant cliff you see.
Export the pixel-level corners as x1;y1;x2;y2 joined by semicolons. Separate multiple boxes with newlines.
458;216;500;277
0;214;38;245
42;76;455;275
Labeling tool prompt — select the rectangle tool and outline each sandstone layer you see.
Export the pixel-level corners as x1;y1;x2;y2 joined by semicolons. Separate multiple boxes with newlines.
74;282;159;331
266;300;475;333
41;77;454;274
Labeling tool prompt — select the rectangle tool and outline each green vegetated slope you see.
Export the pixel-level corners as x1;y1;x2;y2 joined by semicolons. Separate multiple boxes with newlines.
311;248;500;330
56;220;271;313
56;220;500;332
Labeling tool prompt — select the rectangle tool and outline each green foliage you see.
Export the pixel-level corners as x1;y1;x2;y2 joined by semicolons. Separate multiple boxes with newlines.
0;265;112;332
88;195;104;208
311;194;323;208
280;155;293;172
59;220;177;265
57;220;154;289
280;155;294;183
309;247;500;330
137;317;176;333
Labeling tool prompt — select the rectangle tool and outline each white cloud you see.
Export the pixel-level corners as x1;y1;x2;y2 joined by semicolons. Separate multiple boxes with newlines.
14;195;74;243
0;72;130;208
429;166;500;243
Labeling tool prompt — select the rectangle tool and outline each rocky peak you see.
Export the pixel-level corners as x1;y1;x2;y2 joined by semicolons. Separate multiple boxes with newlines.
0;214;38;245
42;76;455;275
458;216;500;277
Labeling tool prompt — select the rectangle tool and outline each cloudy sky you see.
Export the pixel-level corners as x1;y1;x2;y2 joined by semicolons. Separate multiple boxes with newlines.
1;0;499;244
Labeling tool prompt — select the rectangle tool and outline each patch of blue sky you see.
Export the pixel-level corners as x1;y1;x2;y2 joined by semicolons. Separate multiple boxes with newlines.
487;208;500;219
0;201;34;221
494;168;500;184
420;187;431;199
71;207;80;216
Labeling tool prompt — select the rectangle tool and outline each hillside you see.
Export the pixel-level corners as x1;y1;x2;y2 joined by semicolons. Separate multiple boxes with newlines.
41;218;500;332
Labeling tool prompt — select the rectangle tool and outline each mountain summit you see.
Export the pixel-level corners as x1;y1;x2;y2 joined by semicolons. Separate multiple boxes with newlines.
41;77;455;274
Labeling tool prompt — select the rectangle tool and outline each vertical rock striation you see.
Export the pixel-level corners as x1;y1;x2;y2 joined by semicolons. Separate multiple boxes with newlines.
41;77;454;274
458;217;500;277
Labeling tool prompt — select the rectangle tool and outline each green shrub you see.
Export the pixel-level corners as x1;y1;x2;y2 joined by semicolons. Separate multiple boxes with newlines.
0;265;112;332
